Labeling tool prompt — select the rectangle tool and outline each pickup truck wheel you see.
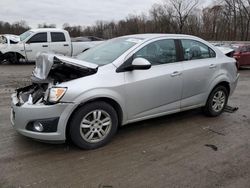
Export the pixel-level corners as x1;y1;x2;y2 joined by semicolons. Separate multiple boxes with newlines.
69;101;118;150
2;53;21;64
0;60;6;64
0;59;14;64
203;86;228;117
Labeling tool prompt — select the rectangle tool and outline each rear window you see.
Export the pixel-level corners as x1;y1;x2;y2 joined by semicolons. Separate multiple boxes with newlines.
51;32;66;42
181;39;216;60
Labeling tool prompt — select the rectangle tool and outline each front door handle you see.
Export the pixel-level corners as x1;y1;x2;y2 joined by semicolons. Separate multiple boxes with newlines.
63;44;69;46
42;45;48;47
171;71;182;77
209;64;217;69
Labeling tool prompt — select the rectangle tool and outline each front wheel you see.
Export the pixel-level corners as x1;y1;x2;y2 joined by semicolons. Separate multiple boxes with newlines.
203;85;228;117
69;101;118;150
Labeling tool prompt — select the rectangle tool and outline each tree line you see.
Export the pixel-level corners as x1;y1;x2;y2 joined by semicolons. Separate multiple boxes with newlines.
0;21;30;35
1;0;250;41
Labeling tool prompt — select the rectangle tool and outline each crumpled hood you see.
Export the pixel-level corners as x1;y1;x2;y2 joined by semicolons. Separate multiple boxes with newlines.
6;34;20;42
33;53;98;80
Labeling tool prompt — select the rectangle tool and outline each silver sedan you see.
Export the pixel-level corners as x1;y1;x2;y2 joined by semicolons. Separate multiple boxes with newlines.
11;34;239;149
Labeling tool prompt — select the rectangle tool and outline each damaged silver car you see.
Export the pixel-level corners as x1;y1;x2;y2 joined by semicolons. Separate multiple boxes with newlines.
11;34;239;149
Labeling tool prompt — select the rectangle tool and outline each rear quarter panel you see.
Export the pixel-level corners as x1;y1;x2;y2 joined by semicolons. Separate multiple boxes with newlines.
207;56;237;98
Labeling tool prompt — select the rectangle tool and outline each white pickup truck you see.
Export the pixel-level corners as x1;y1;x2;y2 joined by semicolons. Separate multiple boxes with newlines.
0;28;102;63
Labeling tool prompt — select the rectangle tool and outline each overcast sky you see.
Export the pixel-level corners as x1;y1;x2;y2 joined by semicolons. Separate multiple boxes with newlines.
0;0;213;28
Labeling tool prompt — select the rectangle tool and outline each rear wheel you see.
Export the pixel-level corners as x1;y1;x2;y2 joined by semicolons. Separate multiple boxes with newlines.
69;101;118;149
203;85;228;117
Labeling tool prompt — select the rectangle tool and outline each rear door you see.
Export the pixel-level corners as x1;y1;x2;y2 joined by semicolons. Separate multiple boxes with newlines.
179;39;218;109
49;32;71;56
24;32;49;62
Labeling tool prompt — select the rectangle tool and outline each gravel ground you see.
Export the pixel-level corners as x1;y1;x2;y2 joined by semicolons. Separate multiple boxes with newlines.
0;64;249;188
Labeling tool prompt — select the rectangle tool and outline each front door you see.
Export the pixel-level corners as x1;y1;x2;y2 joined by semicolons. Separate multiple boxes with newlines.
124;39;183;121
24;32;49;62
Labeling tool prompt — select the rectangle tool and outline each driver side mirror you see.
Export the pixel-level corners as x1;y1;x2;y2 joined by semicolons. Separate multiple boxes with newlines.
116;57;151;72
131;58;151;70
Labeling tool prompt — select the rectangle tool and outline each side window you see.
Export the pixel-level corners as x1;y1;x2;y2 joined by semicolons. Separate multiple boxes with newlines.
27;33;47;43
134;39;177;65
51;32;66;42
181;39;216;60
241;46;250;53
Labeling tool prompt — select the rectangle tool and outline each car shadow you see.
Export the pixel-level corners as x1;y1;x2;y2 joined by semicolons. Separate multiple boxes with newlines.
15;108;203;152
118;108;202;134
239;66;250;71
0;60;35;65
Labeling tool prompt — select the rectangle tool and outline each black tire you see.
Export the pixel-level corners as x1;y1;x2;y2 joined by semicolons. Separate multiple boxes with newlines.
2;53;21;64
203;85;229;117
69;101;118;150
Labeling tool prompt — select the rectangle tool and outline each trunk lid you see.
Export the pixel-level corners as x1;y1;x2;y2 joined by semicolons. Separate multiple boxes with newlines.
216;46;235;57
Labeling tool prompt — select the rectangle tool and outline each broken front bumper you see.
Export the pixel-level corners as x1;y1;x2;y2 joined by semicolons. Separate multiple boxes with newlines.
10;92;73;142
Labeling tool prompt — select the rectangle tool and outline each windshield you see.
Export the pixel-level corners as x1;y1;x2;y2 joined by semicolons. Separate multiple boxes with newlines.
20;31;33;41
0;36;7;44
76;37;142;65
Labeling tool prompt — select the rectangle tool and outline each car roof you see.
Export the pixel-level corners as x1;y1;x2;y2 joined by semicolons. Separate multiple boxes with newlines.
29;28;66;33
119;33;197;41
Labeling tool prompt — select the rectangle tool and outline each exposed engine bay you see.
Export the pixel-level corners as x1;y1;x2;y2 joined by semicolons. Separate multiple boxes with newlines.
16;53;98;105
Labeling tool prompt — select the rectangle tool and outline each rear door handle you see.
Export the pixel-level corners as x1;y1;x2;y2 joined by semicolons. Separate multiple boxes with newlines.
209;64;217;69
42;45;48;47
171;71;182;77
63;44;69;46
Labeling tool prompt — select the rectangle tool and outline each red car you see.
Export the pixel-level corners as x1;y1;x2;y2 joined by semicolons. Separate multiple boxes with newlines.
232;44;250;69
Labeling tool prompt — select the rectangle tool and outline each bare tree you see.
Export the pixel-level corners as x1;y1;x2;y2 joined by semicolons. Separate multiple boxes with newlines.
202;5;224;40
0;20;30;34
150;3;175;33
38;23;56;28
3;0;250;41
237;0;250;40
167;0;199;33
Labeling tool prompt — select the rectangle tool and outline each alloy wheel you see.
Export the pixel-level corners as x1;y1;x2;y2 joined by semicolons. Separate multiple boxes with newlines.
212;90;226;112
79;110;112;143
